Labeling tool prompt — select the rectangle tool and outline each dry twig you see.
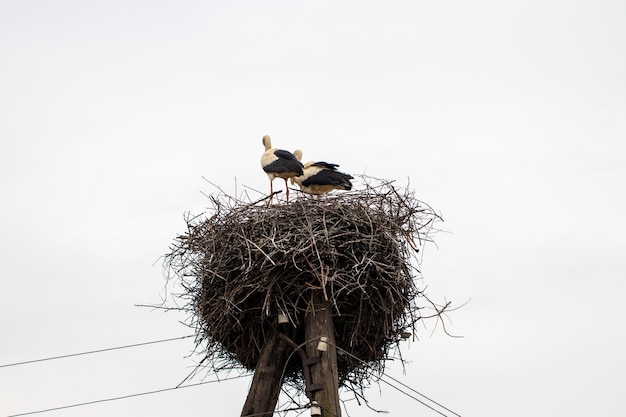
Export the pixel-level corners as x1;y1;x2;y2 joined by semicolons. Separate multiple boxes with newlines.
164;176;446;394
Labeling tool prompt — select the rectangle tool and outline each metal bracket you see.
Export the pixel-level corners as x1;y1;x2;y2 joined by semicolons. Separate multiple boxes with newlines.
306;383;324;394
277;331;324;399
304;356;321;366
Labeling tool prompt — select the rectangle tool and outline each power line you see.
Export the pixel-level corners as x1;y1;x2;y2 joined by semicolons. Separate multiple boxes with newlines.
383;373;462;417
7;374;249;417
0;335;195;369
378;378;449;417
4;334;461;416
241;405;309;417
330;341;462;417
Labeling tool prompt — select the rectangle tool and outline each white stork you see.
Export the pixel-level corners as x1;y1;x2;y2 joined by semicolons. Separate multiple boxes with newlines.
290;150;353;195
260;135;304;202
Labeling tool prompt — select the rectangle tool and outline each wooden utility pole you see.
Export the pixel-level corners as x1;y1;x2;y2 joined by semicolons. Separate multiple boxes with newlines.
240;291;341;417
240;327;290;417
305;291;341;417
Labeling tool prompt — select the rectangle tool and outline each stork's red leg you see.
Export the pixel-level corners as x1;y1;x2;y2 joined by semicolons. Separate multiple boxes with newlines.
284;178;289;202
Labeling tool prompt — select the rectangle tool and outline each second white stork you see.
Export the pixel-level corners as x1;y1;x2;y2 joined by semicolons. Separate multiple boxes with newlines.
260;135;304;202
290;150;353;195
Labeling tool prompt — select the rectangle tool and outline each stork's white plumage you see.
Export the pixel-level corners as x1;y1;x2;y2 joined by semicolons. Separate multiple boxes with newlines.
260;135;304;202
290;150;353;195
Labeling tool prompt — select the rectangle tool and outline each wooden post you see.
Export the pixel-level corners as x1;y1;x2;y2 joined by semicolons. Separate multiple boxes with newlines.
240;326;290;417
305;291;341;417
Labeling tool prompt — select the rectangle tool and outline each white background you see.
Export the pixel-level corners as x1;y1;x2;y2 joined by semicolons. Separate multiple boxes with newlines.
1;1;625;416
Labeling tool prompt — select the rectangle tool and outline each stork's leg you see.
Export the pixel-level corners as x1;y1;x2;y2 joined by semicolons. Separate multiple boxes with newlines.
284;178;289;202
269;180;274;202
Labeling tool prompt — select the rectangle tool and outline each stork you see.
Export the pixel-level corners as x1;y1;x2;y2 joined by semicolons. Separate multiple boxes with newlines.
290;150;353;195
260;135;304;202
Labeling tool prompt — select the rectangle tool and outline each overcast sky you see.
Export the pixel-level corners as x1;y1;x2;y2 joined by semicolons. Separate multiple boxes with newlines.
1;1;625;416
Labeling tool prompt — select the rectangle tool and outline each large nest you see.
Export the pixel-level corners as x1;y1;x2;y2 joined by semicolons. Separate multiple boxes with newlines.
165;177;445;392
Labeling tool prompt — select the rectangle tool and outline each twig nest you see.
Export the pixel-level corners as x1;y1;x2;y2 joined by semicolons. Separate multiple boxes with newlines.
165;177;442;390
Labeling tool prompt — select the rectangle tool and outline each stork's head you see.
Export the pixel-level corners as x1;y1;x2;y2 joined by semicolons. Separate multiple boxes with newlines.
293;149;302;161
262;135;271;150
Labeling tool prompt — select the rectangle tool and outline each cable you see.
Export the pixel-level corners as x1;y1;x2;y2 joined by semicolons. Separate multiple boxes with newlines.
0;335;195;368
383;373;462;417
7;374;249;417
329;341;462;417
4;334;460;416
267;333;457;417
241;405;309;417
378;378;449;417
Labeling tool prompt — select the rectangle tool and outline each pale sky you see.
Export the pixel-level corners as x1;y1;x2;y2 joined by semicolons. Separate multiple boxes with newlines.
1;1;625;416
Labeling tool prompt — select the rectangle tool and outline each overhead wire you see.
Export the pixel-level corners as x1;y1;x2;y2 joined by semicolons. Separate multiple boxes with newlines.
330;341;462;417
383;373;462;417
378;378;449;417
0;335;195;368
3;333;461;416
241;404;309;417
6;374;250;417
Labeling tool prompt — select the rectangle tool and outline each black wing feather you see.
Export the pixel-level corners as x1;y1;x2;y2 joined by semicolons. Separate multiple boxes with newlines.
302;169;353;188
311;161;340;170
273;149;300;161
263;149;304;175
